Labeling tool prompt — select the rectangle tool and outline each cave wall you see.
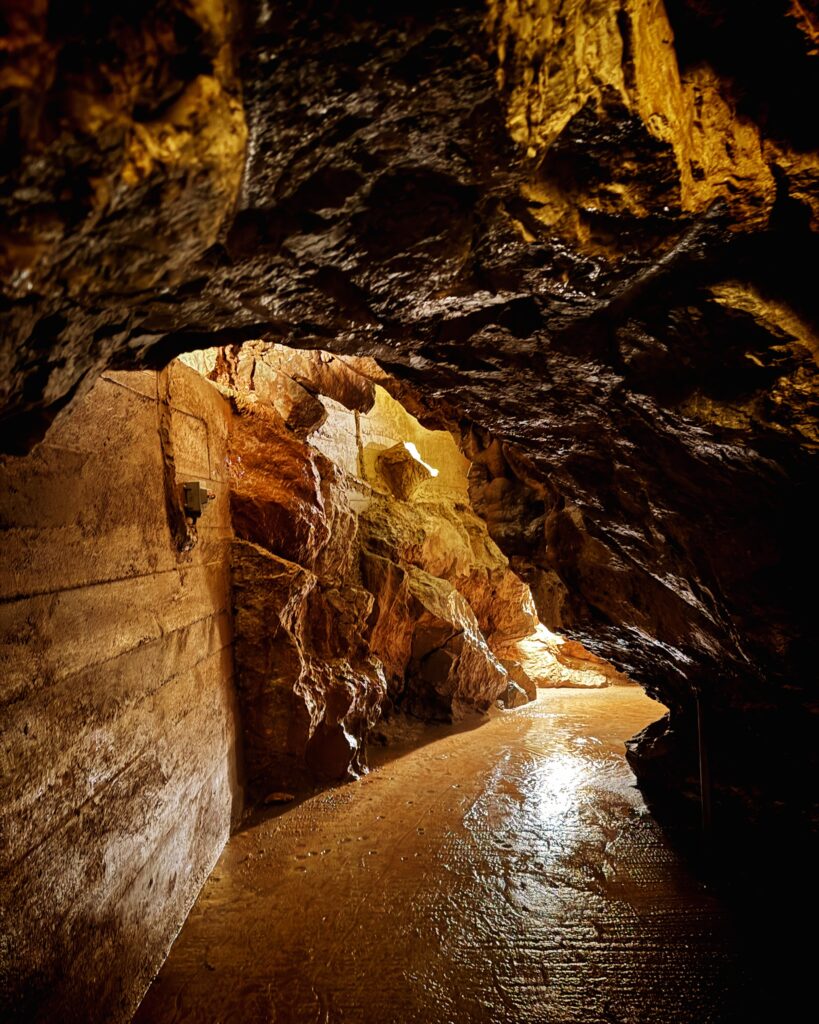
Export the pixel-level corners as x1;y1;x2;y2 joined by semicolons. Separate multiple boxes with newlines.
0;363;241;1023
1;1;817;828
201;343;539;795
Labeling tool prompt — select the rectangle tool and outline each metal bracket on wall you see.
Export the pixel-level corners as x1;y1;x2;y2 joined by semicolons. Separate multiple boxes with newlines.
182;481;216;520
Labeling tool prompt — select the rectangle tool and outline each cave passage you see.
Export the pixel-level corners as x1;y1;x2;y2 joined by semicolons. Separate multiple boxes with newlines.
2;341;806;1024
134;687;752;1024
0;347;656;1024
1;3;817;1022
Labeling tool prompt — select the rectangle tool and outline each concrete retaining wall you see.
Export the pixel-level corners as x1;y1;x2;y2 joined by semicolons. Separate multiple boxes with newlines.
0;364;242;1023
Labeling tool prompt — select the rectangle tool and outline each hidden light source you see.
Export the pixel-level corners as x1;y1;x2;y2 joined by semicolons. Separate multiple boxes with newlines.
403;441;439;477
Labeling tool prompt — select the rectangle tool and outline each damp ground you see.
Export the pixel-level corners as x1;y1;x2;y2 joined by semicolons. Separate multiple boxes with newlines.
134;689;770;1023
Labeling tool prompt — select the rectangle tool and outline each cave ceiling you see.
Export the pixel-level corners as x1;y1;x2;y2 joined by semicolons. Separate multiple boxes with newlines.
1;0;817;809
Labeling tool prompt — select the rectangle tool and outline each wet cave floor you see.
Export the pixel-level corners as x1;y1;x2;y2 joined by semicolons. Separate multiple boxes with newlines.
134;690;770;1024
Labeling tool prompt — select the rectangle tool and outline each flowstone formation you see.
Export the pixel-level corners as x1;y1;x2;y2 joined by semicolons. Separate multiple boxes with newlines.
1;1;817;826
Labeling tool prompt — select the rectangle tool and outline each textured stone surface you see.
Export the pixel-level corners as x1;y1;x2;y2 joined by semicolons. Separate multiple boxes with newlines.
1;1;817;824
220;346;548;791
224;395;387;794
501;624;634;689
376;441;434;500
0;0;247;450
362;554;510;719
231;538;385;792
0;363;241;1023
228;405;358;580
488;0;777;238
359;495;536;650
503;678;531;708
498;657;537;702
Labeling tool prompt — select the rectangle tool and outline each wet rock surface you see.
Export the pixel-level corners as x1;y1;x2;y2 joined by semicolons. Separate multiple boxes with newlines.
1;1;817;824
502;624;634;689
217;345;560;793
134;688;808;1024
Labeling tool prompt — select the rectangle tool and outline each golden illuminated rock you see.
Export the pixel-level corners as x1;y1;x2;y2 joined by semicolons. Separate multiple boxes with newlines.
232;538;386;789
790;0;819;54
768;141;819;230
487;0;776;247
209;343;563;788
499;657;537;702
376;442;434;500
502;625;632;689
363;553;510;718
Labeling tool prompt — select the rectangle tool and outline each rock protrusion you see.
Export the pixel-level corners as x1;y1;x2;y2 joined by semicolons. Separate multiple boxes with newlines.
232;539;386;792
504;681;530;709
376;442;433;500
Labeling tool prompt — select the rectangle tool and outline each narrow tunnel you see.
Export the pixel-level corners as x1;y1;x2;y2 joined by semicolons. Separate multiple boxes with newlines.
1;1;817;1022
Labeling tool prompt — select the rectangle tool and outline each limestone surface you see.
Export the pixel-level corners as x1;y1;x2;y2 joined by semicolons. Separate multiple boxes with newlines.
216;343;575;790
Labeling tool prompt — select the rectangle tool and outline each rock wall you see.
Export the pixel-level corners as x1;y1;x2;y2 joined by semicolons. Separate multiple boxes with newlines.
1;1;816;828
188;343;548;795
0;363;241;1023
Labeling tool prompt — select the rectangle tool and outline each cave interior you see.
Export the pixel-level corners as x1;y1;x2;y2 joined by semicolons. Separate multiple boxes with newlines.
0;1;817;1021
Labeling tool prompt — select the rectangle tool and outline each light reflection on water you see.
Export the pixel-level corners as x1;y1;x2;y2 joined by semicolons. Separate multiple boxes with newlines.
529;752;587;824
135;690;740;1024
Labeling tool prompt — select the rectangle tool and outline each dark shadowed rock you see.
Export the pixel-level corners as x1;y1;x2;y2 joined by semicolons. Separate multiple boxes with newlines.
1;0;817;827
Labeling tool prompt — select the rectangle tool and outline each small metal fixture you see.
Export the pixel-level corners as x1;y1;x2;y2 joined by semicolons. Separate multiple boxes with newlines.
182;481;216;520
692;685;712;835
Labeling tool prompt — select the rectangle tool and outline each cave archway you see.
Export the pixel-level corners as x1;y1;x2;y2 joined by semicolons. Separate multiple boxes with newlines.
174;340;659;792
1;1;817;1021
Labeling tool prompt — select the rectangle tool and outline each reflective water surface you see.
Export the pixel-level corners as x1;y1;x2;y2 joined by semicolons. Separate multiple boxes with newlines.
134;690;749;1023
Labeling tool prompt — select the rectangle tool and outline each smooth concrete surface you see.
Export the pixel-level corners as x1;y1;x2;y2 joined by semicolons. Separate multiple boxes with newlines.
0;365;242;1023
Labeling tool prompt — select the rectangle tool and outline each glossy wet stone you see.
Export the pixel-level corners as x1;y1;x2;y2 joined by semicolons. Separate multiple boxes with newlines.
3;0;817;832
135;690;746;1023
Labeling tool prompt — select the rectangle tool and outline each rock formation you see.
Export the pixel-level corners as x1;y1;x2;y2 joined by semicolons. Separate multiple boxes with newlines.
1;1;817;827
197;342;556;794
502;624;633;689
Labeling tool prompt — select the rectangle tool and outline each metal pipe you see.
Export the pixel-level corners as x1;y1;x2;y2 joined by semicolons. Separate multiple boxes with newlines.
694;688;712;833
